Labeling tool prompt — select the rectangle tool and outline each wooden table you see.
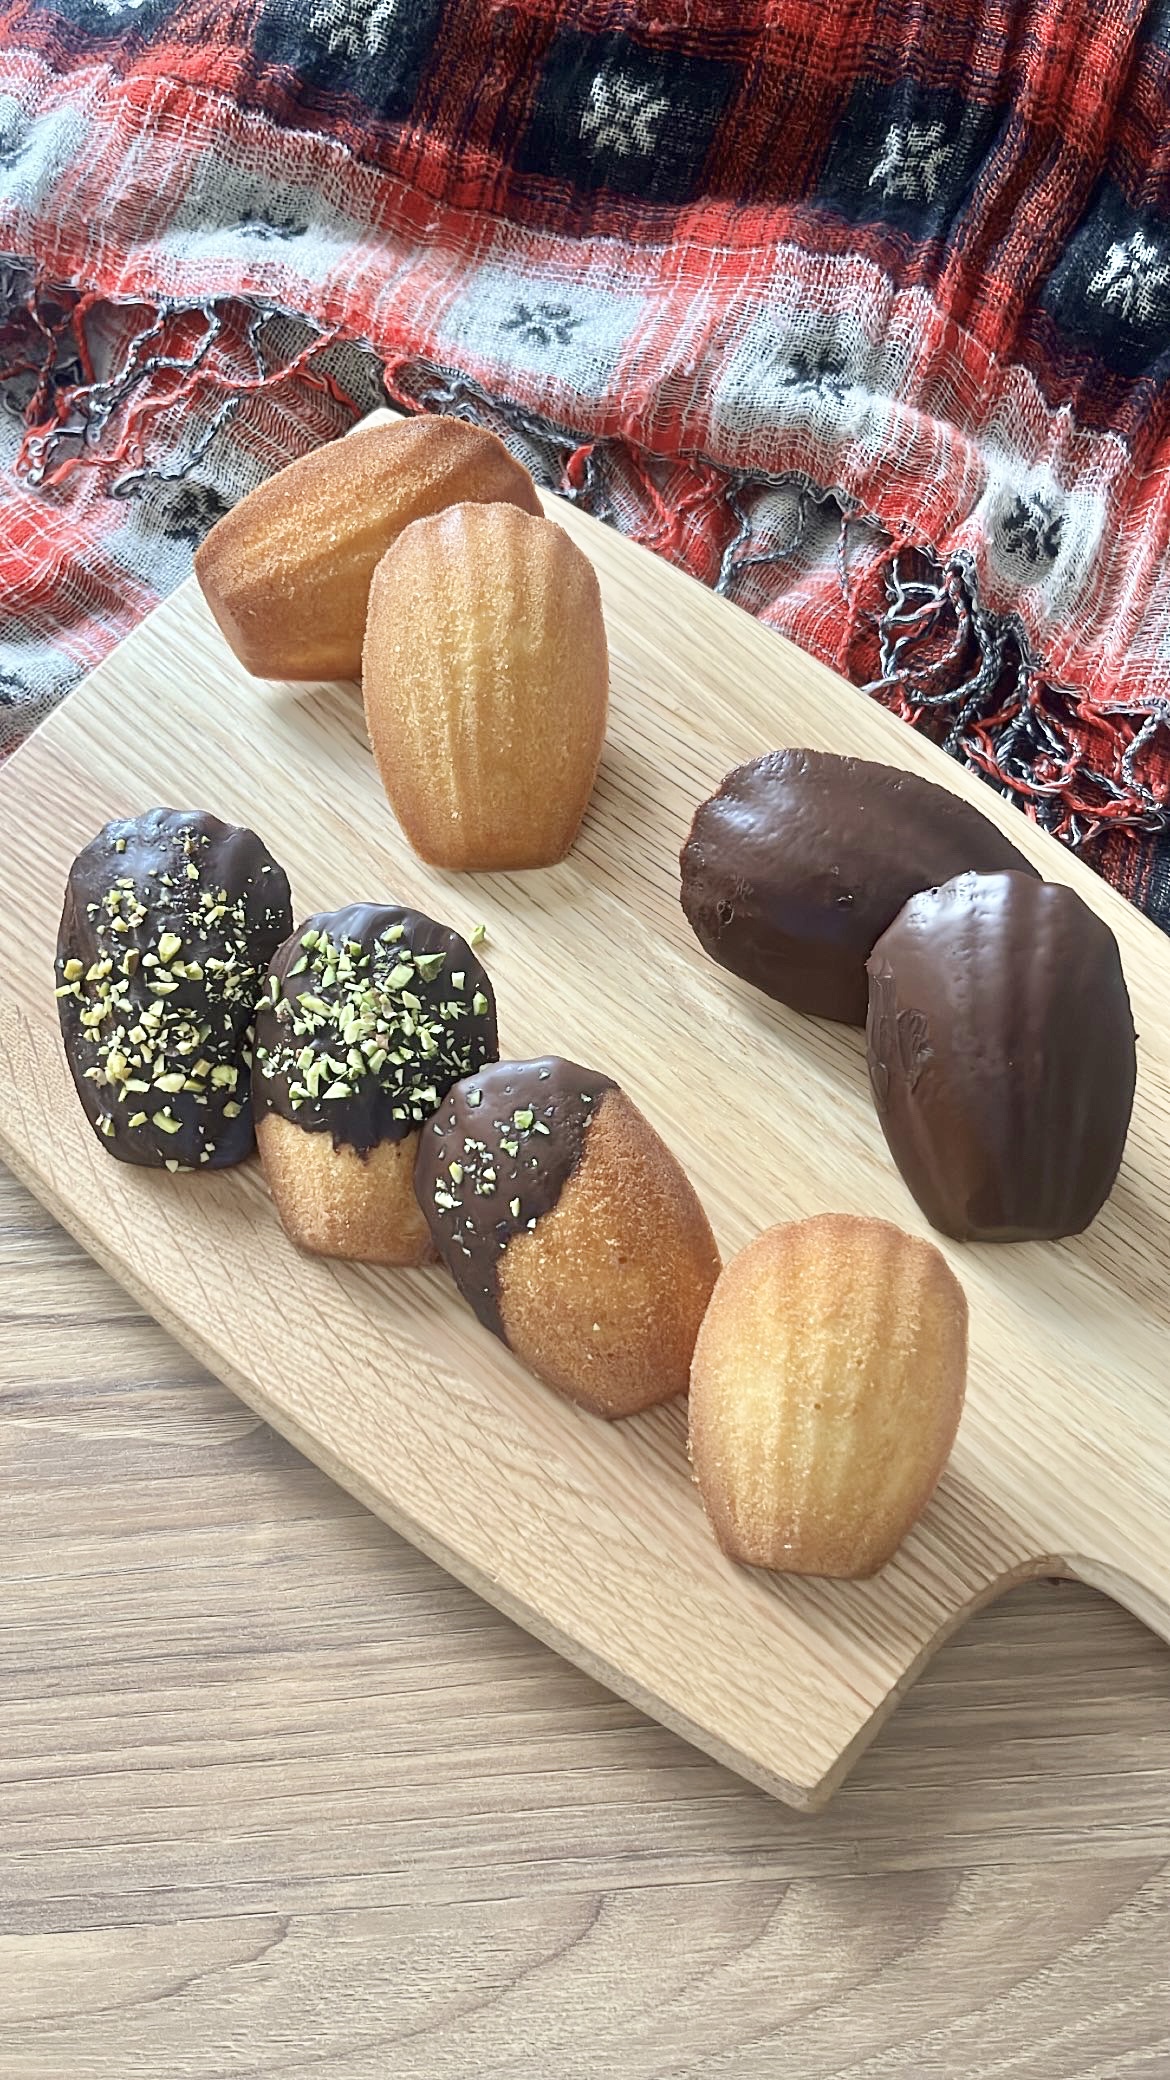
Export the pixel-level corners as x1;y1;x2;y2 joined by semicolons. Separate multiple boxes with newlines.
3;1161;1168;2079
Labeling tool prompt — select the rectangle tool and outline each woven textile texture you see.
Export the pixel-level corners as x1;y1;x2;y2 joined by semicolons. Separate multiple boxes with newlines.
4;1;1170;920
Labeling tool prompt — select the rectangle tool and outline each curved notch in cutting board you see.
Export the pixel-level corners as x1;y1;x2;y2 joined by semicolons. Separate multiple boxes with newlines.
1;424;1167;1808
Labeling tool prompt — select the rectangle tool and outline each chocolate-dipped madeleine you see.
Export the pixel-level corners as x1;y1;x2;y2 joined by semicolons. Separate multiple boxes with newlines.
680;749;1038;1024
690;1214;967;1577
253;905;497;1264
55;808;292;1170
866;871;1136;1241
416;1059;720;1417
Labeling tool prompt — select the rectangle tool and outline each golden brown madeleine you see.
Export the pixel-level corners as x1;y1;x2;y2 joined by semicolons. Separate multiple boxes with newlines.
689;1214;967;1577
194;416;541;680
362;503;609;870
253;904;498;1265
416;1058;720;1417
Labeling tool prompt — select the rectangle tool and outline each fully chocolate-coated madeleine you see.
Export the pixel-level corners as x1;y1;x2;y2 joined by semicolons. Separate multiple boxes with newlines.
680;749;1038;1024
253;904;497;1264
866;872;1136;1241
416;1058;721;1417
55;808;292;1170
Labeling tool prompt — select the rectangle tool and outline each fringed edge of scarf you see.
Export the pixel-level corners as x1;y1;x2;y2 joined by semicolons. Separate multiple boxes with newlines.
3;260;1167;864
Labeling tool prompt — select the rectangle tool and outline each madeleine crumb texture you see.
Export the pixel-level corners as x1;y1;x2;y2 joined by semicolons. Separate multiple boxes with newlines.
256;1114;435;1267
499;1087;721;1419
194;415;541;681
362;501;609;871
688;1213;968;1578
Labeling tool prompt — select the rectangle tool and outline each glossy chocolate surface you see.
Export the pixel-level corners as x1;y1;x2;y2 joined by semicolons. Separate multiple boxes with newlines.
415;1057;616;1339
680;749;1038;1024
866;871;1136;1241
253;905;497;1157
56;807;292;1170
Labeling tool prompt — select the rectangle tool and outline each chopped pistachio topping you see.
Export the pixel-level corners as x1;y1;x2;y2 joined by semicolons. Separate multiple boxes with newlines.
469;923;487;947
57;818;279;1157
255;920;493;1132
430;1089;568;1224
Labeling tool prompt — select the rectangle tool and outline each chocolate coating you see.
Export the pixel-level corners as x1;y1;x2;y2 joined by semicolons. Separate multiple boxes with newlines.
680;749;1039;1024
415;1057;616;1339
866;871;1136;1241
253;905;498;1157
55;807;292;1170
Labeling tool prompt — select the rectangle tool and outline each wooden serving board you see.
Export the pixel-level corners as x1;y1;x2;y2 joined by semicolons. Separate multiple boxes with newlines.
1;432;1168;1810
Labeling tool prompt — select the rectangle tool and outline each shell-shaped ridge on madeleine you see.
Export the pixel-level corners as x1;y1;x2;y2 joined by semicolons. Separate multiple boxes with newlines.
362;503;608;871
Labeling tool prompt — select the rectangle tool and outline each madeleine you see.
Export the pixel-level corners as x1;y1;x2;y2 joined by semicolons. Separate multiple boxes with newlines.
195;416;541;680
362;502;608;870
416;1058;719;1417
689;1214;967;1577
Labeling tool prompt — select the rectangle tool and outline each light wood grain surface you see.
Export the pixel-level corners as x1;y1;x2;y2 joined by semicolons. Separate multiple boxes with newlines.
2;1160;1169;2079
2;448;1170;1804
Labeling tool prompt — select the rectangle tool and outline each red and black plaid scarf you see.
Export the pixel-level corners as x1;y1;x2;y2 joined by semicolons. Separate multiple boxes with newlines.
4;1;1170;921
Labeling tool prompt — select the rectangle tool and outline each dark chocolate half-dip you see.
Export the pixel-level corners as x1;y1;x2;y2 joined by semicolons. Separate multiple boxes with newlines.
415;1057;615;1339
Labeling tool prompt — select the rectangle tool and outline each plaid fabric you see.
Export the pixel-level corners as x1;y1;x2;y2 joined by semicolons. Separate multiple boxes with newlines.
4;1;1170;920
